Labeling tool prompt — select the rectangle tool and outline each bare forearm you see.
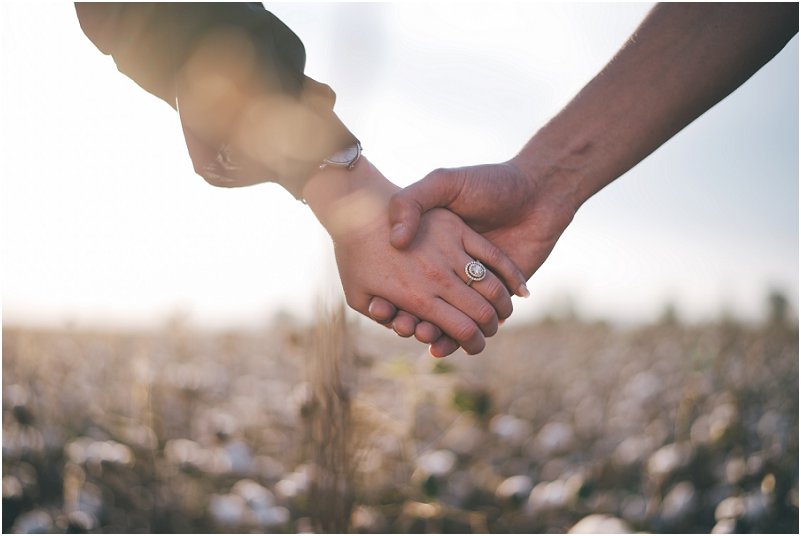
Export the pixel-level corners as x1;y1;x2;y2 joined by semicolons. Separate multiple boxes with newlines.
302;157;398;241
519;2;798;209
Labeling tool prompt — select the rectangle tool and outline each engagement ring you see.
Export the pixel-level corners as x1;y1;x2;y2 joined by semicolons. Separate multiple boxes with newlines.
465;260;487;285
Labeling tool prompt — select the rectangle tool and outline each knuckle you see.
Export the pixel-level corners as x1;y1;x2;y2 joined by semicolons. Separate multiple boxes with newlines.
484;244;504;267
388;193;409;215
426;167;465;193
409;296;429;317
486;278;509;303
475;303;498;328
200;173;225;188
197;167;234;188
428;167;452;181
421;263;448;286
453;321;481;344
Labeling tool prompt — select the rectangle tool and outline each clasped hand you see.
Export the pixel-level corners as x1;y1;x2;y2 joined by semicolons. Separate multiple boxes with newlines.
304;155;576;358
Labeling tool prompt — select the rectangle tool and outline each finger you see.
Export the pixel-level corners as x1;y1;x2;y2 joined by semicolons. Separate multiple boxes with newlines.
368;297;398;325
429;335;461;358
440;265;500;339
389;168;464;250
414;321;442;344
462;260;514;322
463;230;530;299
392;311;420;338
420;298;486;355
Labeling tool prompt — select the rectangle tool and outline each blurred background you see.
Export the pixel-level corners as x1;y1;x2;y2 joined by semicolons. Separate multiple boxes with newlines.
1;2;798;534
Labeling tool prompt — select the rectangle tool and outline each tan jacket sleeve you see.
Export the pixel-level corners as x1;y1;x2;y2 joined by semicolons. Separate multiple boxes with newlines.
75;2;357;198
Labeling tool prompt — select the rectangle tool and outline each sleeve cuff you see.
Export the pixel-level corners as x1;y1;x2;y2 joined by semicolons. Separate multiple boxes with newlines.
178;75;358;199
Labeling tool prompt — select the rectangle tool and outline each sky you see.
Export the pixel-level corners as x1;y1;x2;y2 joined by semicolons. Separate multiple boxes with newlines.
1;2;798;329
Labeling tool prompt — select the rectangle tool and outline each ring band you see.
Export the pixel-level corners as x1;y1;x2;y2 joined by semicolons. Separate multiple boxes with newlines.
465;260;487;284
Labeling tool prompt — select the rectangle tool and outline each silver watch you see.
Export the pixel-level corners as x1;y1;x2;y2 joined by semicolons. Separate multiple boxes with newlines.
320;141;362;170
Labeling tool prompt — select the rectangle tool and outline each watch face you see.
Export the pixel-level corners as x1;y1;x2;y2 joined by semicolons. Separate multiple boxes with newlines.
328;144;359;164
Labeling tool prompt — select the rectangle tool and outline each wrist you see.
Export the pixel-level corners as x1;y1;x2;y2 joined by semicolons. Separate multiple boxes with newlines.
303;156;398;240
510;133;586;216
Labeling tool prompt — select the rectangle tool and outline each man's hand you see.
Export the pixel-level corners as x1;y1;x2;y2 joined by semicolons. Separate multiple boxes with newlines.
389;158;576;276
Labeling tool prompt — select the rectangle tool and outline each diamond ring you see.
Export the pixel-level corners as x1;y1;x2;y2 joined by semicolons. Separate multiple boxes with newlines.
465;260;487;286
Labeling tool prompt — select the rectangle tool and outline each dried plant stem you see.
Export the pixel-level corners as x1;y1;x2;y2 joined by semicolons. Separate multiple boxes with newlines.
307;305;355;533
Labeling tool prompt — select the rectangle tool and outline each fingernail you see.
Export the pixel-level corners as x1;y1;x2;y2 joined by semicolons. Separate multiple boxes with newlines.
367;300;376;316
390;223;405;243
517;283;530;298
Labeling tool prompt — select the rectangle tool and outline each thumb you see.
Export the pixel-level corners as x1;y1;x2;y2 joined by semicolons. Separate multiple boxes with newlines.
389;168;463;249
